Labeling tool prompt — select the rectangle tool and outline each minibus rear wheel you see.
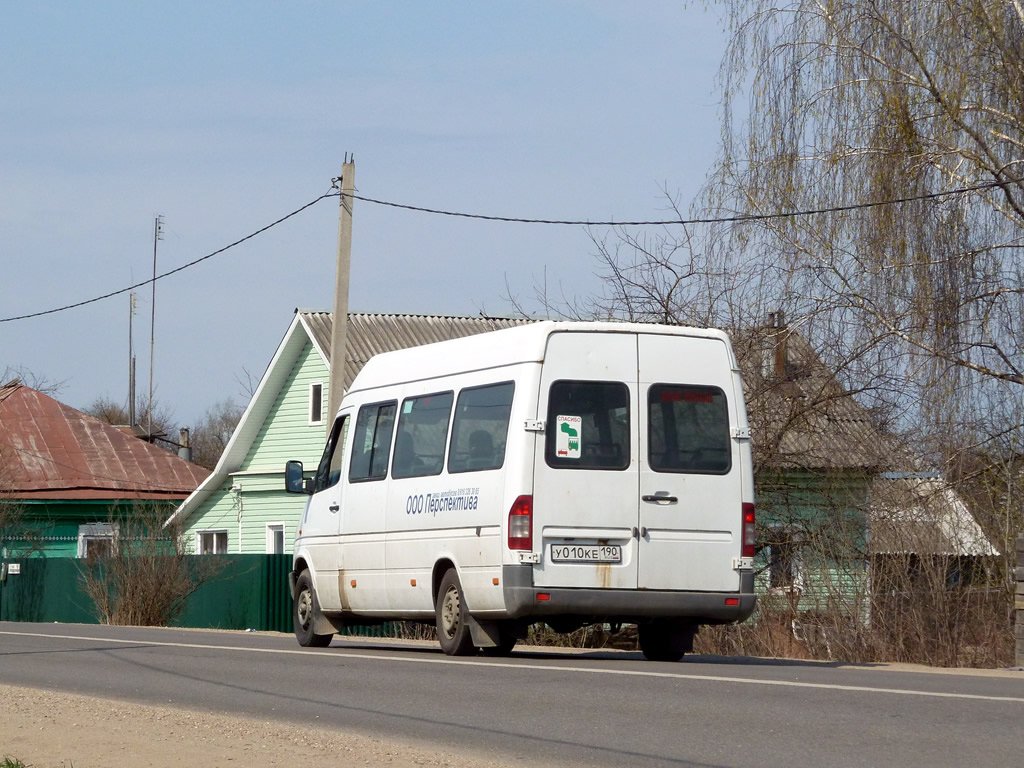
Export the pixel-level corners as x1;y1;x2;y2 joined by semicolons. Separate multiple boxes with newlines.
294;569;333;648
481;623;518;657
436;569;475;656
638;619;694;662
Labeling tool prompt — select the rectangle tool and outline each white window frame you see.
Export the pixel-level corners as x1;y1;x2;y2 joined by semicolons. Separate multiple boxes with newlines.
77;523;117;558
266;522;286;554
196;529;229;555
767;540;805;594
309;381;325;426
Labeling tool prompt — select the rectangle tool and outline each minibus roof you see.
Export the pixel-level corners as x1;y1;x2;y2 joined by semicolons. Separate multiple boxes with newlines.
346;320;733;396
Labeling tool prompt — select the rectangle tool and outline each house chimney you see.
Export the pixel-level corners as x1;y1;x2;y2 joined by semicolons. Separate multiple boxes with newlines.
178;427;193;462
767;310;788;377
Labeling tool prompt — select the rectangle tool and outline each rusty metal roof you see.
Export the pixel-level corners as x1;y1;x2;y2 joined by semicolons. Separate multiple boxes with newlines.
299;311;532;390
0;384;210;500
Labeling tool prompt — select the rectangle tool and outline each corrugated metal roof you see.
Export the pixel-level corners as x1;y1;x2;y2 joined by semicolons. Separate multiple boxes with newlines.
299;311;532;390
0;384;209;500
869;477;997;556
732;329;888;472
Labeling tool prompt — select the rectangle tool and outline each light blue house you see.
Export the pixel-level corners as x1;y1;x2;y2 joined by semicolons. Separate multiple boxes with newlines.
167;311;527;554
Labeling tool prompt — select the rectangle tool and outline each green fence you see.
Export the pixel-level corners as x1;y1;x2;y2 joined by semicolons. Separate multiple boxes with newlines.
0;555;294;633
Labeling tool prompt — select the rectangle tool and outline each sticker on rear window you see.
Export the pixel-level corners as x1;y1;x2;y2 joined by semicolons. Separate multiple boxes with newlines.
555;415;582;459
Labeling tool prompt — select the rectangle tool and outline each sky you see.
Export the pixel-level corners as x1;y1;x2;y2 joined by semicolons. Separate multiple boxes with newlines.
0;1;729;428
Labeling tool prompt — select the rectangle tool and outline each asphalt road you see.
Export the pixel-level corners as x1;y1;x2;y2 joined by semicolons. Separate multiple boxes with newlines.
1;622;1021;768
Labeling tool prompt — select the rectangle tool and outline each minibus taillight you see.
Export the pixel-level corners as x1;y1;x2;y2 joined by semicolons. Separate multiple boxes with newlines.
741;503;756;558
508;495;533;550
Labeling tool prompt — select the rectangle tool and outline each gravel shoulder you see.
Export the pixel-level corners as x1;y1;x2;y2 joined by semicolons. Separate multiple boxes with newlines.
0;683;517;768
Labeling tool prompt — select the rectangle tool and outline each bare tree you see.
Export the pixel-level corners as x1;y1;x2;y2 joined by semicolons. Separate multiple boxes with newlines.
705;0;1022;413
1;367;65;396
0;460;41;560
85;395;178;448
188;398;244;470
78;503;222;627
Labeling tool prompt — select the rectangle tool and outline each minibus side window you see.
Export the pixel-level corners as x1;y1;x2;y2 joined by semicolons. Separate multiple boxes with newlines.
448;382;515;474
349;401;397;482
313;415;350;492
392;391;454;479
648;384;731;474
545;380;630;470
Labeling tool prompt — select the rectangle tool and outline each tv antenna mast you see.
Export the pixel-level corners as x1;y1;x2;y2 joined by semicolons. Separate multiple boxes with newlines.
148;214;163;441
128;291;137;426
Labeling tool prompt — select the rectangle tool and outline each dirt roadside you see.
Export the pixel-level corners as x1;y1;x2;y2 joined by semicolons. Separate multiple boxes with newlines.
3;633;1019;767
0;683;516;768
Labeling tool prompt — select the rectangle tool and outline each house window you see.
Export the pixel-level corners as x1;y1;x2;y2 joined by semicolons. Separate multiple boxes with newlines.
266;523;286;554
767;531;804;591
77;523;116;559
197;530;228;554
309;382;324;425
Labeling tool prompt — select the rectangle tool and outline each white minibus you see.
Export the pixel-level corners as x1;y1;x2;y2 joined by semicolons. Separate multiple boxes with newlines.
285;321;755;660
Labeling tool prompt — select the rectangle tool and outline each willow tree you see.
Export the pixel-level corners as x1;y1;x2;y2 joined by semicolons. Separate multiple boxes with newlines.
582;1;1023;597
704;0;1023;525
594;4;1021;456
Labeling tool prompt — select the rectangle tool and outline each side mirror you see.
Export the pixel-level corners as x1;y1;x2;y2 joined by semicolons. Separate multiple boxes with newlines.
284;460;311;494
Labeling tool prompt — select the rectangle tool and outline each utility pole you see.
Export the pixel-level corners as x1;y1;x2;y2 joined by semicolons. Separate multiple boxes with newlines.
327;156;355;436
149;215;163;441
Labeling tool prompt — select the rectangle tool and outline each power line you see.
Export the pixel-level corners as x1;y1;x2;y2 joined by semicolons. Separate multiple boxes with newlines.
0;190;336;324
2;175;1016;325
340;177;1018;226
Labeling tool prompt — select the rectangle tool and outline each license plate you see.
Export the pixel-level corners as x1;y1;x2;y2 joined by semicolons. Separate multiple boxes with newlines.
550;544;622;563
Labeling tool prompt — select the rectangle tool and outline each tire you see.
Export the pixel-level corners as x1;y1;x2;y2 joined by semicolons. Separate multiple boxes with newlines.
639;620;695;662
435;569;476;656
293;569;333;648
480;623;518;657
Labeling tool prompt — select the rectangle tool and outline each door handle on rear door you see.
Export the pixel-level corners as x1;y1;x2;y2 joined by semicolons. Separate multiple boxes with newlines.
642;494;678;504
329;503;340;513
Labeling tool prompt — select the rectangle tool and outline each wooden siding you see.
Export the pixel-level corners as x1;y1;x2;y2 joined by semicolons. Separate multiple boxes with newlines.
183;341;328;554
10;499;180;558
241;343;328;472
754;471;872;617
183;483;238;551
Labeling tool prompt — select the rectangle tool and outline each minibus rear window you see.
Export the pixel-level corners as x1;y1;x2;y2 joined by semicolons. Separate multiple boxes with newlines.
448;382;515;474
349;401;397;482
648;384;731;474
545;380;630;470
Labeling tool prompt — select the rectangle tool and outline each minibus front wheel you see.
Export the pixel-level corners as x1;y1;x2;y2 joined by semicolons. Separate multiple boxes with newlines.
293;569;333;648
436;569;475;656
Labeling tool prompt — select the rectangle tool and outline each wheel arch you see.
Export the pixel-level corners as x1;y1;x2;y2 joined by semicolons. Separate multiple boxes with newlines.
432;558;457;604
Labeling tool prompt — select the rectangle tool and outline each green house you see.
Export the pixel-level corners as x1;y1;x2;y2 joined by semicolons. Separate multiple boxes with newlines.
730;324;889;613
0;381;209;559
167;311;527;554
